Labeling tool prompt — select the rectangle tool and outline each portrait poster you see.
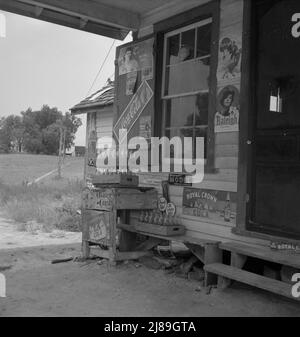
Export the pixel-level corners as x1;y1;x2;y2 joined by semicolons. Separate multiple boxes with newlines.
217;25;243;83
182;187;237;224
118;38;154;79
215;85;240;133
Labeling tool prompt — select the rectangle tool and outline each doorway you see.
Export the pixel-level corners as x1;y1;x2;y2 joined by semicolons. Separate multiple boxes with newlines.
248;0;300;239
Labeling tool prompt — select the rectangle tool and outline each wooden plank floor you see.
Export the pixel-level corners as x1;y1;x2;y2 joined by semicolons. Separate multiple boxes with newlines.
204;263;299;301
220;242;300;269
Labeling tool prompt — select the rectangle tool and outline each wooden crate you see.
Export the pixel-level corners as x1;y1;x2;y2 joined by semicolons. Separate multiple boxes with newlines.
134;222;186;237
91;173;139;187
83;187;158;211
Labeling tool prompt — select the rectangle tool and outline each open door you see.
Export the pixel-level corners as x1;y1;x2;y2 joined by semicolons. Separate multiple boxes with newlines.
248;0;300;239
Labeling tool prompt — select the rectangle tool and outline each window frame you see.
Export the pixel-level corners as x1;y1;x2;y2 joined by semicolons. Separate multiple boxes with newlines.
153;0;220;173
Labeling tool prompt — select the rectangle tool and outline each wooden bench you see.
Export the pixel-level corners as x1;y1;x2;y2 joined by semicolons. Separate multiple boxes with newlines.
204;241;300;301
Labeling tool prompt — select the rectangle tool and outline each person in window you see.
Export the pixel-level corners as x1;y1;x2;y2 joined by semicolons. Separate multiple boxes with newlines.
120;47;139;74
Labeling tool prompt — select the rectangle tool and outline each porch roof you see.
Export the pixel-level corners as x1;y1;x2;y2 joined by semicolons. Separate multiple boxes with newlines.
0;0;186;40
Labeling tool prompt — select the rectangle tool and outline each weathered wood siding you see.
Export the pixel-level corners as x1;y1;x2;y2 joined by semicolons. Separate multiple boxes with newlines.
95;107;114;140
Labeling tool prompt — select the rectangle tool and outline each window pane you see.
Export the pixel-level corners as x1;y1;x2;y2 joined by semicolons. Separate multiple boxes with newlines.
165;128;194;160
166;34;180;65
165;58;210;96
195;93;209;125
165;96;197;128
194;127;208;159
197;24;212;58
180;29;195;61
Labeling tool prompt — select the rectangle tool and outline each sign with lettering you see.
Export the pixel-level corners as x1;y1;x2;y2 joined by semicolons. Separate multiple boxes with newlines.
183;187;237;223
114;80;153;143
168;174;192;186
84;189;114;211
86;211;111;246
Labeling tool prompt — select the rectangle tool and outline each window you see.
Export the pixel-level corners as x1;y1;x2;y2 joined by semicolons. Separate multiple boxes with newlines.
162;19;212;161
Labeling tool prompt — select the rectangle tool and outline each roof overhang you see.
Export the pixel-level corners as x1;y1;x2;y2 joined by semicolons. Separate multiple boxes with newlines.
0;0;139;39
0;1;204;40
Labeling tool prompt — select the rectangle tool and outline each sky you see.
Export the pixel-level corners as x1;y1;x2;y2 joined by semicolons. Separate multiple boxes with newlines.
0;11;132;146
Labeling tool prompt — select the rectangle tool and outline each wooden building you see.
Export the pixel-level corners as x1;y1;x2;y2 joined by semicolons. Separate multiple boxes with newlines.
71;80;115;177
4;0;300;300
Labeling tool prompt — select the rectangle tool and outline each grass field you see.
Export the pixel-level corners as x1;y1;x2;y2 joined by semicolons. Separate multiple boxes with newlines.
0;153;84;185
0;153;85;232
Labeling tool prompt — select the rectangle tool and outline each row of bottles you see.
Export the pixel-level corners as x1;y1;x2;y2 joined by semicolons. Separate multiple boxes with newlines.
139;210;182;226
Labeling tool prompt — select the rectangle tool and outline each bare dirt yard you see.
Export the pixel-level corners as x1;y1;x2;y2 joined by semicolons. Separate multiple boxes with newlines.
0;243;300;317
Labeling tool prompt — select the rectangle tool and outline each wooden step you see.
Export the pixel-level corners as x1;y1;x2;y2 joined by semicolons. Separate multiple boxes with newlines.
204;263;300;301
220;242;300;270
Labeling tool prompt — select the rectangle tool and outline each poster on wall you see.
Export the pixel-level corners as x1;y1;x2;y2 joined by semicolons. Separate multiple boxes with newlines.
118;38;154;79
217;27;242;83
182;187;237;223
215;85;240;133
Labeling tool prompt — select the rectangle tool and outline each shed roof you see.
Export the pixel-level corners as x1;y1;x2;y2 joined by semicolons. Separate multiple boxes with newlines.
71;81;114;114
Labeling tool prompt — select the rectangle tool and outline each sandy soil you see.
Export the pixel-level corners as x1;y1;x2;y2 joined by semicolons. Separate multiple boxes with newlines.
0;242;299;317
0;215;81;250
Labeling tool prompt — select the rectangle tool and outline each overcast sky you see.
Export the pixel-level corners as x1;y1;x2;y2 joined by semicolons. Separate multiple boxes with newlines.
0;11;131;146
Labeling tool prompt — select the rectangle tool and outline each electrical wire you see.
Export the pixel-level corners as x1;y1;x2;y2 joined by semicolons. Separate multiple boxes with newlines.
86;39;116;96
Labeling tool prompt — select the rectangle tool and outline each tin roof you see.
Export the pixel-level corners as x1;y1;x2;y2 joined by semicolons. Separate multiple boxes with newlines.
71;81;114;114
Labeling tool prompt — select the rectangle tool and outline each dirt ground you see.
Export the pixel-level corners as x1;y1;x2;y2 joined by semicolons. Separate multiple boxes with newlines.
0;243;299;317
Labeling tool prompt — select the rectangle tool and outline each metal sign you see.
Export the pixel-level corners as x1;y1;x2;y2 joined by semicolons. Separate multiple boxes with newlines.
168;173;192;186
114;80;153;143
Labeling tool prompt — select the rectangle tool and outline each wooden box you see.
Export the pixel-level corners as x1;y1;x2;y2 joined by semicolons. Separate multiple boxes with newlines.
91;173;139;187
83;187;158;211
134;222;186;237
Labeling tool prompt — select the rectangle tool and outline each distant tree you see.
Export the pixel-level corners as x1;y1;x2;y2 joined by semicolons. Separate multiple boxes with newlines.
0;115;25;153
22;105;82;155
0;106;82;155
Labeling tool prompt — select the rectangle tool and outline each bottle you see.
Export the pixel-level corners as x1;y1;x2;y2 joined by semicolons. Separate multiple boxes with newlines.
139;211;145;222
224;193;231;222
144;211;149;223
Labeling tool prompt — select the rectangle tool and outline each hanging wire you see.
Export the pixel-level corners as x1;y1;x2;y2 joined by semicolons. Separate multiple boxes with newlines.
86;39;116;96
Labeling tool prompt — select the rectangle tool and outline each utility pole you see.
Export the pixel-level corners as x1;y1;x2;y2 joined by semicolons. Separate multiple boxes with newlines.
58;124;66;179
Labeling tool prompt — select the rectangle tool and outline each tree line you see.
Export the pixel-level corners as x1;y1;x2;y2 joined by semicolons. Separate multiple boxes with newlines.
0;105;82;155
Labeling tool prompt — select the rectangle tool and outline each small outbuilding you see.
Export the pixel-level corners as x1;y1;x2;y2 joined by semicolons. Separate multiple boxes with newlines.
71;80;114;181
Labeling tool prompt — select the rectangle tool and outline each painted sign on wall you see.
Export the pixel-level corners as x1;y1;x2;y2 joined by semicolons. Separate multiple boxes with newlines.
182;187;237;223
114;81;153;142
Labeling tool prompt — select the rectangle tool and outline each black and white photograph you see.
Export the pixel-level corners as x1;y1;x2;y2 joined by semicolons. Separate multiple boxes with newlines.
0;0;300;322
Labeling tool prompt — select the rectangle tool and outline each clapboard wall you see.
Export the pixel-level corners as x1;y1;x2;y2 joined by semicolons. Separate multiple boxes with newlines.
95;107;114;140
